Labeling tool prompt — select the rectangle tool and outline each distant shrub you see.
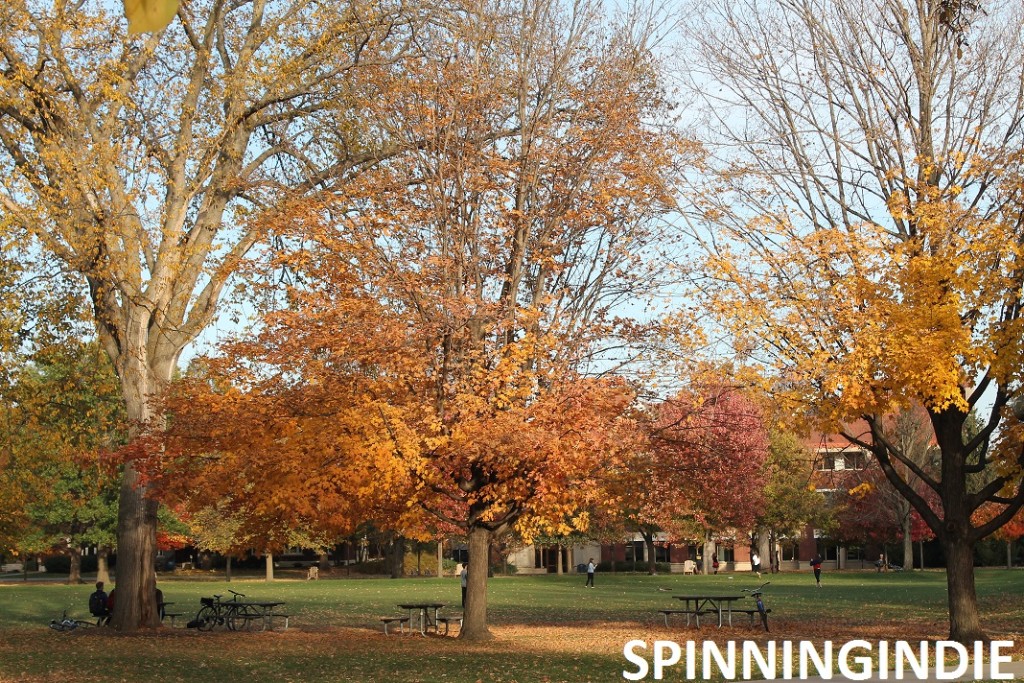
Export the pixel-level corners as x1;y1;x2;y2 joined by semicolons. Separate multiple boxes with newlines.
41;554;98;574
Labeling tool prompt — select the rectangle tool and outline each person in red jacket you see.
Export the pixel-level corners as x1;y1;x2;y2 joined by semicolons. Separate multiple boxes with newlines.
810;554;823;588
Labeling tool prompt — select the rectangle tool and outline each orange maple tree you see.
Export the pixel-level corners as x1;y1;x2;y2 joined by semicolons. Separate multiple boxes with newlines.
157;0;686;641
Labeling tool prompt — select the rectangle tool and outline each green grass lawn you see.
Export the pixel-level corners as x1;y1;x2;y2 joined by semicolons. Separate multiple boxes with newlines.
2;568;1023;682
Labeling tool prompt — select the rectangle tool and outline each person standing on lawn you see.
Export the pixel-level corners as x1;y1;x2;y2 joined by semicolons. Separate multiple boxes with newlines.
585;558;596;588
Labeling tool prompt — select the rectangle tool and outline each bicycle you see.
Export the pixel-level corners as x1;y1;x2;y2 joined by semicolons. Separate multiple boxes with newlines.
193;589;262;631
49;610;96;632
741;581;771;632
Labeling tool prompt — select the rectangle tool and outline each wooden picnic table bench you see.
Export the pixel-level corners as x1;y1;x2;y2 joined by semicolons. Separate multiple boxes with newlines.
658;608;710;628
435;614;463;635
380;615;411;635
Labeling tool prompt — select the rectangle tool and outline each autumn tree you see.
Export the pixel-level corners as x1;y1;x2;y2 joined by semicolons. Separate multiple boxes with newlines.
607;385;770;575
5;339;124;583
682;0;1024;640
757;430;828;572
157;0;686;641
0;0;423;628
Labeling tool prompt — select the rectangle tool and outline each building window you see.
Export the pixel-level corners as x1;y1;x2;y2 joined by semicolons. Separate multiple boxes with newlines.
844;451;866;470
817;449;867;470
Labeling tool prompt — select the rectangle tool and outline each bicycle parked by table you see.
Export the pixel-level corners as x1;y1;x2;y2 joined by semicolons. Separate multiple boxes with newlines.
192;589;262;631
741;581;771;632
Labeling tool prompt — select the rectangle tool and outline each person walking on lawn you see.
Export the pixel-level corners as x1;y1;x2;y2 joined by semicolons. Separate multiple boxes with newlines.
811;554;823;587
585;558;596;588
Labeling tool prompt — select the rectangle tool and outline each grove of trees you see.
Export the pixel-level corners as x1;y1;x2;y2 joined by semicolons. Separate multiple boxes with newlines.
2;0;1024;646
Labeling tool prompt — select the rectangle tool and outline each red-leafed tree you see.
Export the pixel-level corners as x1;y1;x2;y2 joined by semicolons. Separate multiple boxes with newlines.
611;384;770;575
973;503;1024;569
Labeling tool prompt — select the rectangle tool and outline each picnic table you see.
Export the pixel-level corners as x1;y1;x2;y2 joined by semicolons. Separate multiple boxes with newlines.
235;601;289;631
397;602;446;636
662;594;745;628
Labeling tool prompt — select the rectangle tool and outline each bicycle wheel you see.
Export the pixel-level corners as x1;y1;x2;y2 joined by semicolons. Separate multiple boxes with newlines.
195;604;218;631
228;604;262;632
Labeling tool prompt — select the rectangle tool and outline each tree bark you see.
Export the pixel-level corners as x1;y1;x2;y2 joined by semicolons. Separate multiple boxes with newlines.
641;531;658;575
109;461;160;630
96;545;111;585
757;530;770;574
68;551;82;585
703;537;715;575
902;514;914;570
460;525;494;642
390;536;405;579
226;555;233;582
944;537;985;642
265;554;274;582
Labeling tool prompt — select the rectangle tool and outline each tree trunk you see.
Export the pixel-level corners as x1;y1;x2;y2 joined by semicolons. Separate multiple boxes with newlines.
944;537;985;642
919;540;925;570
703;537;715;575
96;545;111;585
757;530;770;574
1006;540;1013;570
460;525;494;642
226;555;233;582
436;540;444;578
108;349;170;631
319;552;330;572
109;460;160;630
642;532;658;575
68;551;82;585
902;515;914;570
555;547;563;574
265;554;274;582
390;536;405;579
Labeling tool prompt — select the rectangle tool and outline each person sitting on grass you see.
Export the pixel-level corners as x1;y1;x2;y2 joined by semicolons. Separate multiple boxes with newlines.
88;581;110;625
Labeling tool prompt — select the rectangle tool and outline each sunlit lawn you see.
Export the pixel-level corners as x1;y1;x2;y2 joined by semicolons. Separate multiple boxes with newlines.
2;568;1024;682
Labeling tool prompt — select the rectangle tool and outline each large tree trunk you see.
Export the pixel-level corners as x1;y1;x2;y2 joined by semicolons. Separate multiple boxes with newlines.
757;530;770;574
703;536;715;575
902;514;914;569
68;551;82;585
265;554;274;582
110;460;160;630
641;530;658;575
944;537;985;642
96;545;111;585
460;525;493;642
226;555;233;582
108;347;169;630
390;536;405;579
